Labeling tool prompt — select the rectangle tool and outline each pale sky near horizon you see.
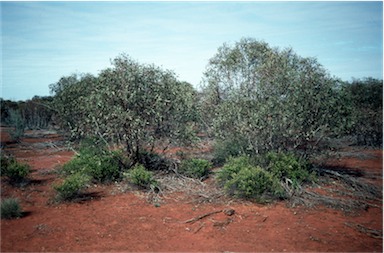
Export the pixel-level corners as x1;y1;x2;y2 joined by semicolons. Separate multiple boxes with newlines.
1;1;383;101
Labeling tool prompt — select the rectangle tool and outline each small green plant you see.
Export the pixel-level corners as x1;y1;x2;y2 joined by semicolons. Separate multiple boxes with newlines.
264;152;315;186
126;164;158;189
179;158;212;179
216;156;252;184
54;173;91;201
217;156;285;201
61;139;126;182
1;198;23;219
224;166;284;200
0;155;30;184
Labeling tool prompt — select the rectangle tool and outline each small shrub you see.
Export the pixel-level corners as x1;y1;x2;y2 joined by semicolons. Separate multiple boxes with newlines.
179;158;212;179
225;166;284;200
216;156;252;184
61;144;125;183
217;156;284;201
126;164;158;189
1;198;23;219
0;155;30;184
264;152;315;186
54;173;91;201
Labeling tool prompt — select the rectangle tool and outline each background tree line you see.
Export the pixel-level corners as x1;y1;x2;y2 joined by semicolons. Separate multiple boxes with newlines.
1;38;382;157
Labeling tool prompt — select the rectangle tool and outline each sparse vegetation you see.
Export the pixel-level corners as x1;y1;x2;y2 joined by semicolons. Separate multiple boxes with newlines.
1;198;23;219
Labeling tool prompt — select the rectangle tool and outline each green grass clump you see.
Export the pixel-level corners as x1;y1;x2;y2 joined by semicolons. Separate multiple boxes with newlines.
0;155;30;184
54;173;91;201
125;164;158;189
1;198;23;219
179;158;212;179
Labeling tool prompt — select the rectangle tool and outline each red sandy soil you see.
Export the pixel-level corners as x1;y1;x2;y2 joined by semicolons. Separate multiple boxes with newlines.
1;128;383;252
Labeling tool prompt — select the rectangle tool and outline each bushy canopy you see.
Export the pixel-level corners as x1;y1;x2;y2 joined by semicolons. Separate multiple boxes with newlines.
202;38;342;154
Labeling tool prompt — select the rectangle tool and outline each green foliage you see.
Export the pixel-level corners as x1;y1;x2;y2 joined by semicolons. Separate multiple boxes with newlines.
217;153;315;202
202;38;342;155
216;156;253;184
1;198;23;219
126;164;158;189
212;138;250;165
217;156;284;201
179;158;212;179
264;152;315;186
0;155;30;184
61;139;125;182
54;173;91;201
50;55;199;160
340;78;383;146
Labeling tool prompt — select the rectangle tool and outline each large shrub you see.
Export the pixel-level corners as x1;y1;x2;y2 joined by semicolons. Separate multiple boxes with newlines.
202;38;342;155
340;78;383;146
50;55;199;162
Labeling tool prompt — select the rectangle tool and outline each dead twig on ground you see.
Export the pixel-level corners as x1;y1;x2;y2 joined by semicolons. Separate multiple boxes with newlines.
183;208;235;224
345;222;383;239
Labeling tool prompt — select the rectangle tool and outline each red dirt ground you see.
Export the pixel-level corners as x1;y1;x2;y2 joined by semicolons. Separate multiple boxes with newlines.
1;129;383;252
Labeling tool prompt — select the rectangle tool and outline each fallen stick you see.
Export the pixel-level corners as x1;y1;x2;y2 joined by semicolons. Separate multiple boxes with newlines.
183;210;223;224
345;222;383;239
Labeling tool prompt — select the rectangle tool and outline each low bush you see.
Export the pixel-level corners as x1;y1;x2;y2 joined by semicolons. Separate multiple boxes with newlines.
54;173;91;201
264;152;315;187
179;158;212;179
1;198;23;219
217;156;284;201
61;139;127;183
216;156;252;184
0;155;30;184
225;166;284;200
126;164;158;189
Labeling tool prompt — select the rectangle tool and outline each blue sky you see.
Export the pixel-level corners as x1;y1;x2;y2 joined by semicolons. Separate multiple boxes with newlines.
1;1;383;101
